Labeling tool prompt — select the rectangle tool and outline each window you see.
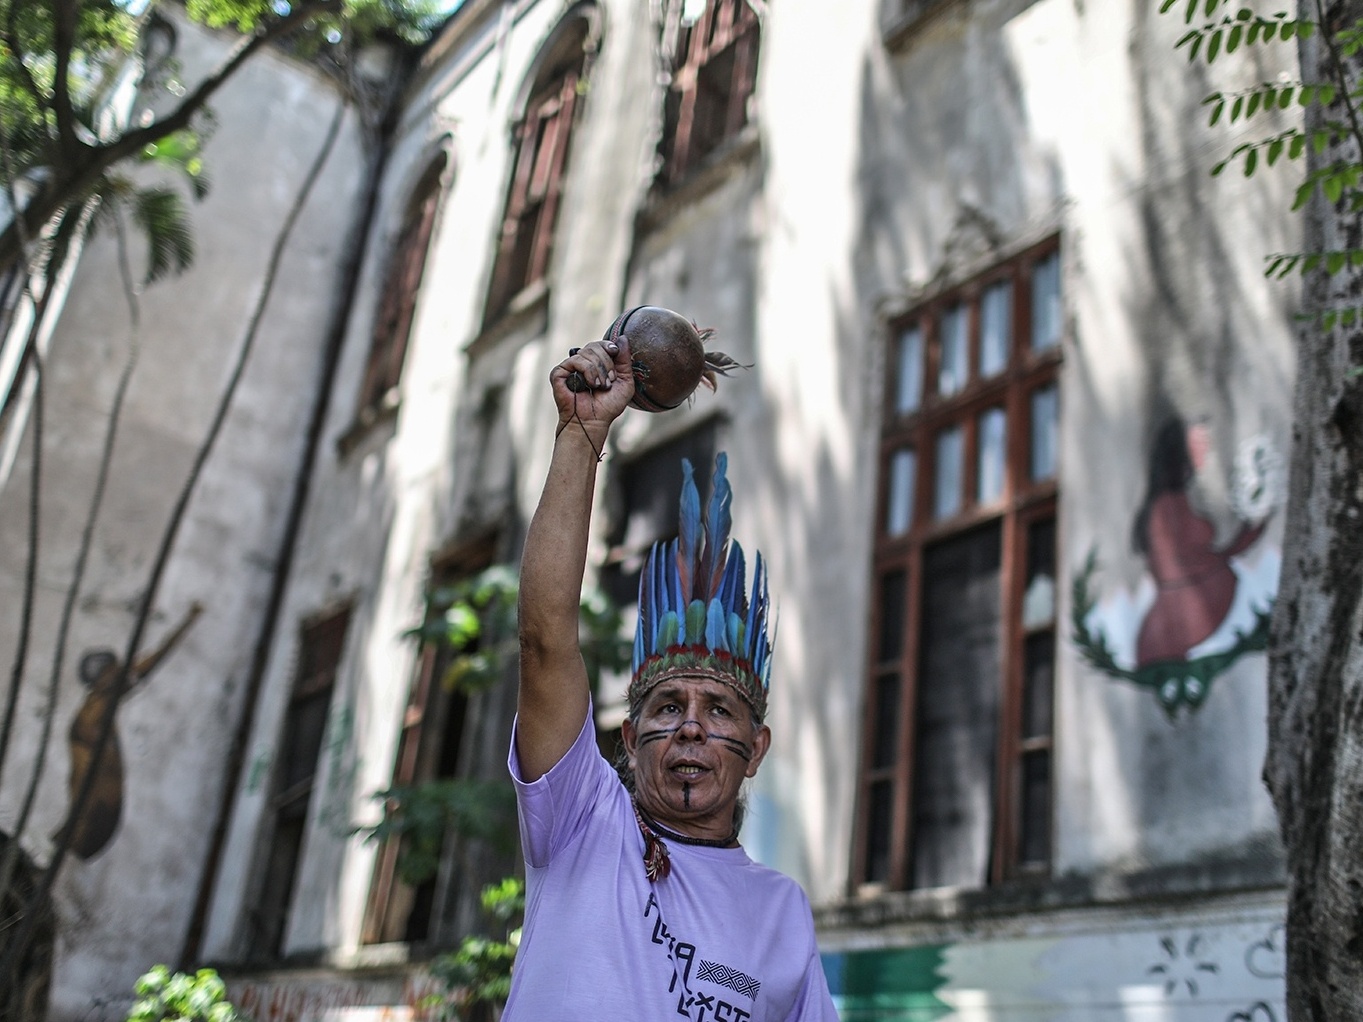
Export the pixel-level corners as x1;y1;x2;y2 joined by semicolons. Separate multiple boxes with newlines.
600;424;719;612
655;0;761;188
483;11;596;324
251;607;351;958
358;155;445;413
855;239;1061;891
361;540;496;945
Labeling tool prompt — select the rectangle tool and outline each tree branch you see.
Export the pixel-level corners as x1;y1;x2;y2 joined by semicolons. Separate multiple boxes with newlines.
0;0;340;273
48;0;81;158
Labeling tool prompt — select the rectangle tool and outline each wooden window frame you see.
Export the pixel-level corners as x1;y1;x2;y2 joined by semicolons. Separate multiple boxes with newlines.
483;32;590;325
656;0;761;188
358;157;445;413
361;537;497;946
252;605;352;958
854;237;1062;892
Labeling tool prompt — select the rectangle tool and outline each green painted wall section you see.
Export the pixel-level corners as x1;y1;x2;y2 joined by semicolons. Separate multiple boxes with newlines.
822;946;953;1021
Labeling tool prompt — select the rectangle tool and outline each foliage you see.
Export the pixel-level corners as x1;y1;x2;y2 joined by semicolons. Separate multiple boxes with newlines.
1161;0;1363;332
0;0;444;282
406;565;633;695
364;568;631;885
126;965;243;1022
366;778;517;886
428;878;525;1020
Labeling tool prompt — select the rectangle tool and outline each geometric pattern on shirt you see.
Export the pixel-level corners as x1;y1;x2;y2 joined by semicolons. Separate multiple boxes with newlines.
697;960;761;1000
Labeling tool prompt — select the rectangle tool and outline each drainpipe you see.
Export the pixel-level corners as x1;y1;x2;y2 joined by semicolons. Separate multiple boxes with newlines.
178;56;409;970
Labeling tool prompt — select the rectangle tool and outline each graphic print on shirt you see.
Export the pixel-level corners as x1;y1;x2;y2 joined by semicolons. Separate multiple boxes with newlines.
646;890;762;1020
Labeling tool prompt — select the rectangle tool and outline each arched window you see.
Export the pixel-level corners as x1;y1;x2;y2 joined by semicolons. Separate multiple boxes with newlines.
483;8;598;324
656;0;761;188
358;153;447;413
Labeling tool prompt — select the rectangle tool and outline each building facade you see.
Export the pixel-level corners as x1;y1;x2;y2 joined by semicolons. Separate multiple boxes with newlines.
0;0;1300;1019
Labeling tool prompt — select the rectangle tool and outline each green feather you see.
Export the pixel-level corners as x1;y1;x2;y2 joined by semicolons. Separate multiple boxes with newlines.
658;611;681;652
685;600;707;645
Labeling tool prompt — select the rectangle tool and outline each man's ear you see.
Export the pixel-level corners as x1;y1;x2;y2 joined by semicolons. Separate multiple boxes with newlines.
745;724;772;779
621;717;640;772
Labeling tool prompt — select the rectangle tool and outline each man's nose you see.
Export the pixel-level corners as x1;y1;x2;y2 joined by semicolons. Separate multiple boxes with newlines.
676;718;705;740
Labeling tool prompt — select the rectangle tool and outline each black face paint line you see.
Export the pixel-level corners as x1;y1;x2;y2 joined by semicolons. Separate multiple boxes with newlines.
638;727;679;746
683;782;692;808
708;734;753;761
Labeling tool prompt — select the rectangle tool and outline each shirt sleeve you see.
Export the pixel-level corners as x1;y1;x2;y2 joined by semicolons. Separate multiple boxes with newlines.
508;702;619;868
784;947;841;1022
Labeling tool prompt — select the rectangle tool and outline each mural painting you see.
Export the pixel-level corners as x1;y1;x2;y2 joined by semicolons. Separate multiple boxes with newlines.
57;602;202;860
1071;416;1282;715
820;911;1285;1020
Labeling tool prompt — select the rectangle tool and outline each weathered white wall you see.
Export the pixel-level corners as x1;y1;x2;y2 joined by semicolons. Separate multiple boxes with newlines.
0;9;369;1016
5;0;1308;1011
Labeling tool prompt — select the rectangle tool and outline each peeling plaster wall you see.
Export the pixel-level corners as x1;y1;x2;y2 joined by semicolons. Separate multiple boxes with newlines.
0;10;369;1019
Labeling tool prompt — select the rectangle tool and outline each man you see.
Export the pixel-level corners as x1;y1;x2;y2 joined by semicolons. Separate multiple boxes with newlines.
506;336;838;1020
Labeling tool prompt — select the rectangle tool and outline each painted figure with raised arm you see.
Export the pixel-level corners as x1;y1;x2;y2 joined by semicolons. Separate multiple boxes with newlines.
505;336;838;1021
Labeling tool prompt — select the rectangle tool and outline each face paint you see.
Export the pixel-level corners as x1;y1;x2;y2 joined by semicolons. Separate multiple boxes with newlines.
683;783;692;808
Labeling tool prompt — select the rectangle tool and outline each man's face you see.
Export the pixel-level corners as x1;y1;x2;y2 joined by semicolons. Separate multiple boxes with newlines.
622;676;771;840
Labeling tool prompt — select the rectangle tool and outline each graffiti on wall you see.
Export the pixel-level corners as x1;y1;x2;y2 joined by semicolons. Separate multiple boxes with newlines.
229;973;443;1022
57;603;202;860
821;913;1286;1021
1071;417;1282;715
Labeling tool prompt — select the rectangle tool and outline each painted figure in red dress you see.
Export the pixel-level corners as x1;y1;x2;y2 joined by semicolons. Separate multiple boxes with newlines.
1131;418;1266;667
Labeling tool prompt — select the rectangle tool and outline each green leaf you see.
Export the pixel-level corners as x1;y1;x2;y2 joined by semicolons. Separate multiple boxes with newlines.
1244;146;1258;176
1246;90;1261;117
1266;138;1283;165
1289;133;1306;159
1230;95;1243;121
1227;23;1242;51
1208;28;1222;61
1326;174;1345;203
1327;251;1347;274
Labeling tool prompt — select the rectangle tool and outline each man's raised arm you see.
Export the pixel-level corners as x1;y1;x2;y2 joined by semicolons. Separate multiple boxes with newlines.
516;338;634;782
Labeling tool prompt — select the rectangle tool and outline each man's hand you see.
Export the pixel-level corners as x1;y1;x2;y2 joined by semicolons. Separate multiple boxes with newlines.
551;337;635;440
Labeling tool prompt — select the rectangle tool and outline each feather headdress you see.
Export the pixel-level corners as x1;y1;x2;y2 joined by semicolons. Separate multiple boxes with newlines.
629;453;773;719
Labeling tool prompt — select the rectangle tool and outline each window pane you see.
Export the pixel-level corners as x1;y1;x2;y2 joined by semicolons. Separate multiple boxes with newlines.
1022;631;1054;740
895;325;925;414
878;570;908;663
872;673;900;769
980;281;1012;376
1030;384;1059;481
1022;518;1057;628
1019;750;1051;867
886;448;917;536
976;407;1006;505
933;426;964;519
938;305;968;396
1030;251;1061;351
865;780;894;883
910;524;1002;890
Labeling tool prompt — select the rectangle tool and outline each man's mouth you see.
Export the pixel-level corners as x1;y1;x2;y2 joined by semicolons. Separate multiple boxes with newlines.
672;764;706;776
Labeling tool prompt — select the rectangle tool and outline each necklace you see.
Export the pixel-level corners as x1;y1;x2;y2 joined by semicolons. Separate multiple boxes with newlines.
632;802;738;883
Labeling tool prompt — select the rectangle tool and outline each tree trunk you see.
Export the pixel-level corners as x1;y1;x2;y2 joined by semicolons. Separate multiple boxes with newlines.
1264;3;1363;1017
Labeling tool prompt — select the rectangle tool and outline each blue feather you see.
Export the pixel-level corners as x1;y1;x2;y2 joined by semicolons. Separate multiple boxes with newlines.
668;538;684;617
744;552;766;656
716;542;746;617
700;453;733;597
676;459;701;602
727;612;743;654
705;598;727;651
